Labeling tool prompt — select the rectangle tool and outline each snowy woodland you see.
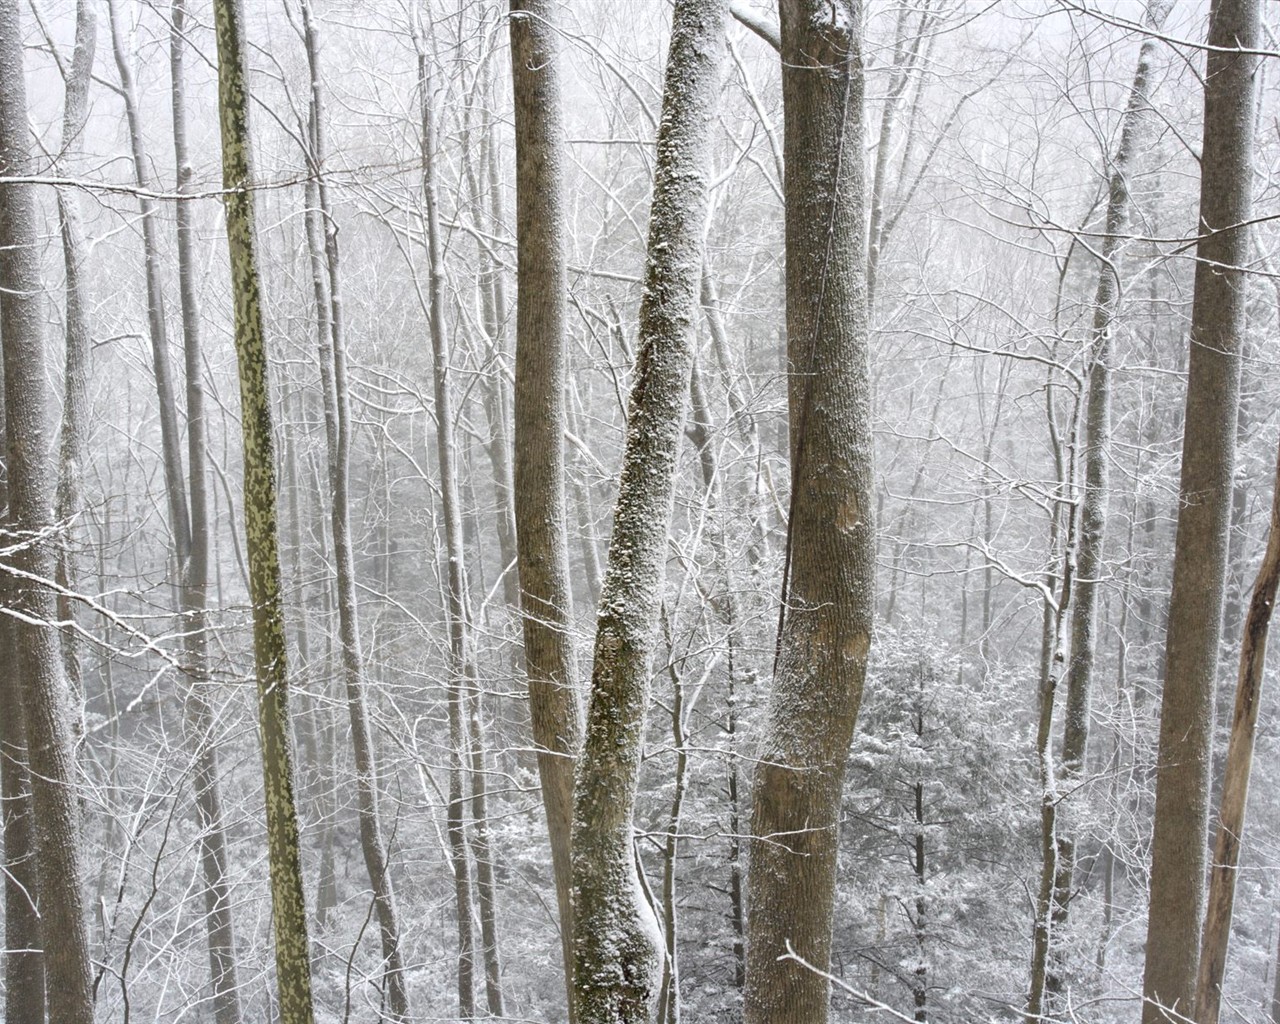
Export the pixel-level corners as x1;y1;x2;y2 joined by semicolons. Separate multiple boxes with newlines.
1;0;1278;1022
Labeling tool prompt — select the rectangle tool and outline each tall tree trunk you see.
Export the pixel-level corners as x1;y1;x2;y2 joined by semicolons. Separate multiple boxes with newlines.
1194;437;1280;1024
414;21;478;1016
52;0;95;702
569;2;726;1021
0;3;94;1019
170;3;243;1020
107;0;192;566
211;2;316;1020
1049;0;1172;994
743;4;874;1024
298;3;411;1016
1141;1;1259;1020
509;3;586;1014
0;365;45;1024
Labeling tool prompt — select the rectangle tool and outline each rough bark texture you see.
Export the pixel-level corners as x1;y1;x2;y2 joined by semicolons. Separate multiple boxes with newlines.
0;2;95;1020
1140;1;1259;1020
510;2;585;1015
1193;438;1280;1024
416;28;479;1017
570;2;726;1022
743;3;874;1024
212;1;316;1020
171;6;243;1021
299;4;411;1016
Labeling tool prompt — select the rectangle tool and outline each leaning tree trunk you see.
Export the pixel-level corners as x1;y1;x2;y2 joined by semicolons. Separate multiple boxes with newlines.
170;6;244;1021
509;2;586;1016
1194;437;1280;1024
568;2;726;1022
211;2;316;1021
414;22;480;1017
298;3;412;1016
743;3;875;1024
0;3;94;1020
1141;1;1259;1020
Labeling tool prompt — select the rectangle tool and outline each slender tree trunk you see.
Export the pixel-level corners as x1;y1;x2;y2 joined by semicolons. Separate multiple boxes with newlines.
107;0;192;565
414;22;478;1016
743;4;874;1024
1048;0;1172;995
170;4;243;1020
52;0;95;703
298;4;411;1015
212;2;316;1020
1141;2;1259;1020
0;4;94;1019
1194;437;1280;1024
569;3;726;1021
509;3;587;1014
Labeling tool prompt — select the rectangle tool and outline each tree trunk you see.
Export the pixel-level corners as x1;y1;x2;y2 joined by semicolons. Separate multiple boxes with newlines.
509;2;587;1015
298;3;411;1016
52;0;95;703
414;21;478;1016
1194;437;1280;1024
1141;1;1259;1020
569;2;726;1021
743;3;874;1024
107;0;192;566
170;3;243;1020
0;2;94;1019
211;2;316;1020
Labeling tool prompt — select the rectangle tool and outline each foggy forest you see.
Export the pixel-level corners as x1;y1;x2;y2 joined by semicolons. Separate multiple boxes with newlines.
0;0;1277;1022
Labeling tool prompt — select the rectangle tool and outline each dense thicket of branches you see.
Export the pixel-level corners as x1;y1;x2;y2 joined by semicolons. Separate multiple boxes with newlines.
2;2;1280;1023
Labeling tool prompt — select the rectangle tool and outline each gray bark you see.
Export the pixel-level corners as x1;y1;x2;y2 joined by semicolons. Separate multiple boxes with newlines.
569;2;726;1021
0;1;94;1019
743;3;875;1024
1141;0;1260;1019
509;2;586;1014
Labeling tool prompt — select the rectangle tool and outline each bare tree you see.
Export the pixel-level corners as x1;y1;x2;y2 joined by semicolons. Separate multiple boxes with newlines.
570;1;727;1021
0;1;94;1020
211;0;316;1020
743;3;876;1024
1141;0;1260;1020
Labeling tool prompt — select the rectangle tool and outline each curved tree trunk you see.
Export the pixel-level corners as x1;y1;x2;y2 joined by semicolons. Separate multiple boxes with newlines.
744;3;875;1024
0;2;94;1019
212;1;316;1020
569;2;727;1021
1141;1;1259;1020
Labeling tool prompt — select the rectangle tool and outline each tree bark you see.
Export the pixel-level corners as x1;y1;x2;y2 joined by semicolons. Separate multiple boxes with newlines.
170;4;243;1021
1141;1;1259;1020
0;2;94;1019
509;2;587;1015
569;2;726;1021
1193;437;1280;1024
414;20;479;1016
298;3;412;1016
211;2;316;1020
743;3;874;1024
